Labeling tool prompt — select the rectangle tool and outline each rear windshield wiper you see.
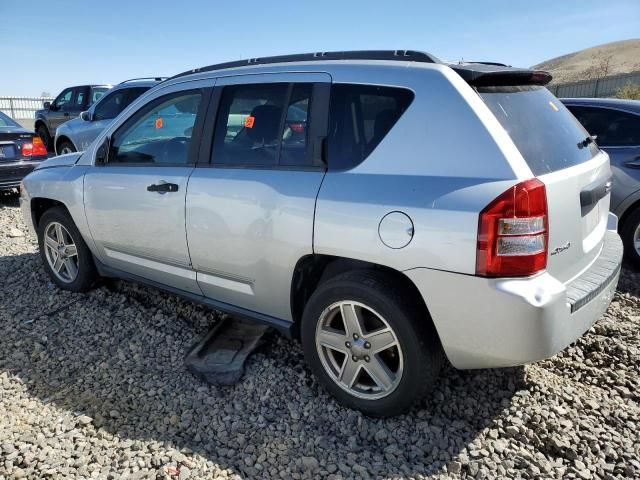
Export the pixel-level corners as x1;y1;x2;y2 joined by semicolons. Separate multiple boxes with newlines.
577;135;597;149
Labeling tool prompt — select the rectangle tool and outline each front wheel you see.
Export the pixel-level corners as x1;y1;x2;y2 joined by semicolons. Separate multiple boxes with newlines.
621;207;640;269
58;140;76;155
301;270;443;417
36;124;52;151
37;207;97;292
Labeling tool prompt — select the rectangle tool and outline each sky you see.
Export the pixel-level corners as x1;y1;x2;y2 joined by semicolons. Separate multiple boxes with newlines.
1;0;639;97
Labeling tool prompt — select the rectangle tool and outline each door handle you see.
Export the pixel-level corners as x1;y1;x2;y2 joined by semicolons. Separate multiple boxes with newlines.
625;156;640;169
64;112;70;117
147;182;179;193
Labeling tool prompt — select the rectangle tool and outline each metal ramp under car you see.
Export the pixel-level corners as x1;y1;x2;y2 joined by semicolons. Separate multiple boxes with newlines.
185;317;270;385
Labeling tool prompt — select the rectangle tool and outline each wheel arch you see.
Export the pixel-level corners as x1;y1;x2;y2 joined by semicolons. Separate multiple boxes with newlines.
619;195;640;229
55;135;76;155
30;197;70;230
34;118;49;132
289;254;439;341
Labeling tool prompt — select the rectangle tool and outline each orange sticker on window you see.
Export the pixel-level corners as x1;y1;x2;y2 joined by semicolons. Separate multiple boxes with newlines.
155;118;163;129
244;116;255;128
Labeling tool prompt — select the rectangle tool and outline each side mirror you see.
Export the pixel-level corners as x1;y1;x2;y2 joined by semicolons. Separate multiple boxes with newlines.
80;111;93;122
95;136;110;165
43;101;51;110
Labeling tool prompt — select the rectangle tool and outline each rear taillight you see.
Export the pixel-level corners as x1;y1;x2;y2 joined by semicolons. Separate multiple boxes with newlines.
476;179;548;277
21;137;48;157
289;122;305;133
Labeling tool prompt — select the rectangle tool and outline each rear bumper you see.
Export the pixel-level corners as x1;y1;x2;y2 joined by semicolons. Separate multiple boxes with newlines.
406;220;622;369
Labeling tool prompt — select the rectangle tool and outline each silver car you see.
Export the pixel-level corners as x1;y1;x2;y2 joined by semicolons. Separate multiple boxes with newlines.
54;78;164;155
20;51;622;416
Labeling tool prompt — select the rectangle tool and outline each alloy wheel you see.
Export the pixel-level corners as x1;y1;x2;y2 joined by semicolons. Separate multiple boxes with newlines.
315;300;404;400
43;221;79;283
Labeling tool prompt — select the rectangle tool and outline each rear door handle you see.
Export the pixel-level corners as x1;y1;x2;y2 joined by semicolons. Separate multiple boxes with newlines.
625;156;640;169
147;182;179;193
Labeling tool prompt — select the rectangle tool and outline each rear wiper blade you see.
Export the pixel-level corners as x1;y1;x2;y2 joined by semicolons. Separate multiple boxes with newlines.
577;135;597;149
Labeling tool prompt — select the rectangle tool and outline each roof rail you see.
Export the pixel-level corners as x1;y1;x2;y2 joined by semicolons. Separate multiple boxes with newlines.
169;50;440;80
457;61;511;67
118;77;167;85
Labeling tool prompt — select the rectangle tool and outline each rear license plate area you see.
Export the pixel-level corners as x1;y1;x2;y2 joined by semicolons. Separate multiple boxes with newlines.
0;144;17;161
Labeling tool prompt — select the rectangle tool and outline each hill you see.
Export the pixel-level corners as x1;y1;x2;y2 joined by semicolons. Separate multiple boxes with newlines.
533;39;640;84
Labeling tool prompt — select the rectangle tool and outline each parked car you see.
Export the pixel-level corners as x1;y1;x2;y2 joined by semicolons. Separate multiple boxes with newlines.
35;85;111;150
54;78;165;155
561;98;640;268
0;111;48;190
20;51;622;416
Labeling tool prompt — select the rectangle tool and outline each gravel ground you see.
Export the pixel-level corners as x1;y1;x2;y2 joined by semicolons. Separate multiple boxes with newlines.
0;189;639;480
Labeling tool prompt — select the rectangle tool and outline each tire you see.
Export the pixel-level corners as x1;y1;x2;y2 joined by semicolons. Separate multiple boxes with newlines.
37;207;97;292
301;270;443;417
621;207;640;270
36;124;52;151
57;140;76;155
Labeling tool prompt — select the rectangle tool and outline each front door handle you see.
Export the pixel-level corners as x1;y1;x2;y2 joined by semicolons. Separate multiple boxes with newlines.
147;182;179;193
64;112;70;117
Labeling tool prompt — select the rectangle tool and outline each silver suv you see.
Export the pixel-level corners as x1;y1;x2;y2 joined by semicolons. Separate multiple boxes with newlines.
20;51;623;416
54;78;165;155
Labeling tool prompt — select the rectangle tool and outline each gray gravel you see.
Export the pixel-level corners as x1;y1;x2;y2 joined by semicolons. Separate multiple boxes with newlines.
1;189;639;480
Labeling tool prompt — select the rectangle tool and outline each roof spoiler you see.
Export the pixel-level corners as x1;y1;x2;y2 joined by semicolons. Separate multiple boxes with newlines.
449;63;552;86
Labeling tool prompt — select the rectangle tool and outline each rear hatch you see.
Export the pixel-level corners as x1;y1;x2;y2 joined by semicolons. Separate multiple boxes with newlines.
478;85;609;284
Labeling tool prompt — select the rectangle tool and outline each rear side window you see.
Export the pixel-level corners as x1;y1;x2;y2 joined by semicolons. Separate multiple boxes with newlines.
212;83;313;167
94;87;149;121
479;86;599;175
74;89;86;107
566;105;640;147
328;84;414;170
90;87;109;105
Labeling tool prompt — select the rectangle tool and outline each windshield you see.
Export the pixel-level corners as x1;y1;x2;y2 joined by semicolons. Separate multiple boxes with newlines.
479;86;599;175
0;111;20;128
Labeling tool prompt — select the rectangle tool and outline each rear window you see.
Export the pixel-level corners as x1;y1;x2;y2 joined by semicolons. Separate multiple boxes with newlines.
479;86;599;175
328;84;414;170
566;105;640;147
0;112;19;127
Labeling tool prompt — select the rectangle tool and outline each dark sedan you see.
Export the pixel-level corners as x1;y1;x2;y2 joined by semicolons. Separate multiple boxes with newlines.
0;111;48;191
561;98;640;268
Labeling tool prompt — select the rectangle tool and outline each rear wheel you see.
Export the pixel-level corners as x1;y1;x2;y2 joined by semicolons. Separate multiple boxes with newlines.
36;124;51;152
621;207;640;269
37;207;97;292
301;270;443;417
58;140;76;155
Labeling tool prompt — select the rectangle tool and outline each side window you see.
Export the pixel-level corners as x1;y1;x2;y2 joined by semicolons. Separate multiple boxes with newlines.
569;106;640;147
94;88;148;121
281;84;312;166
74;88;87;108
90;87;109;105
211;83;313;167
109;91;203;165
328;84;414;170
54;89;73;110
